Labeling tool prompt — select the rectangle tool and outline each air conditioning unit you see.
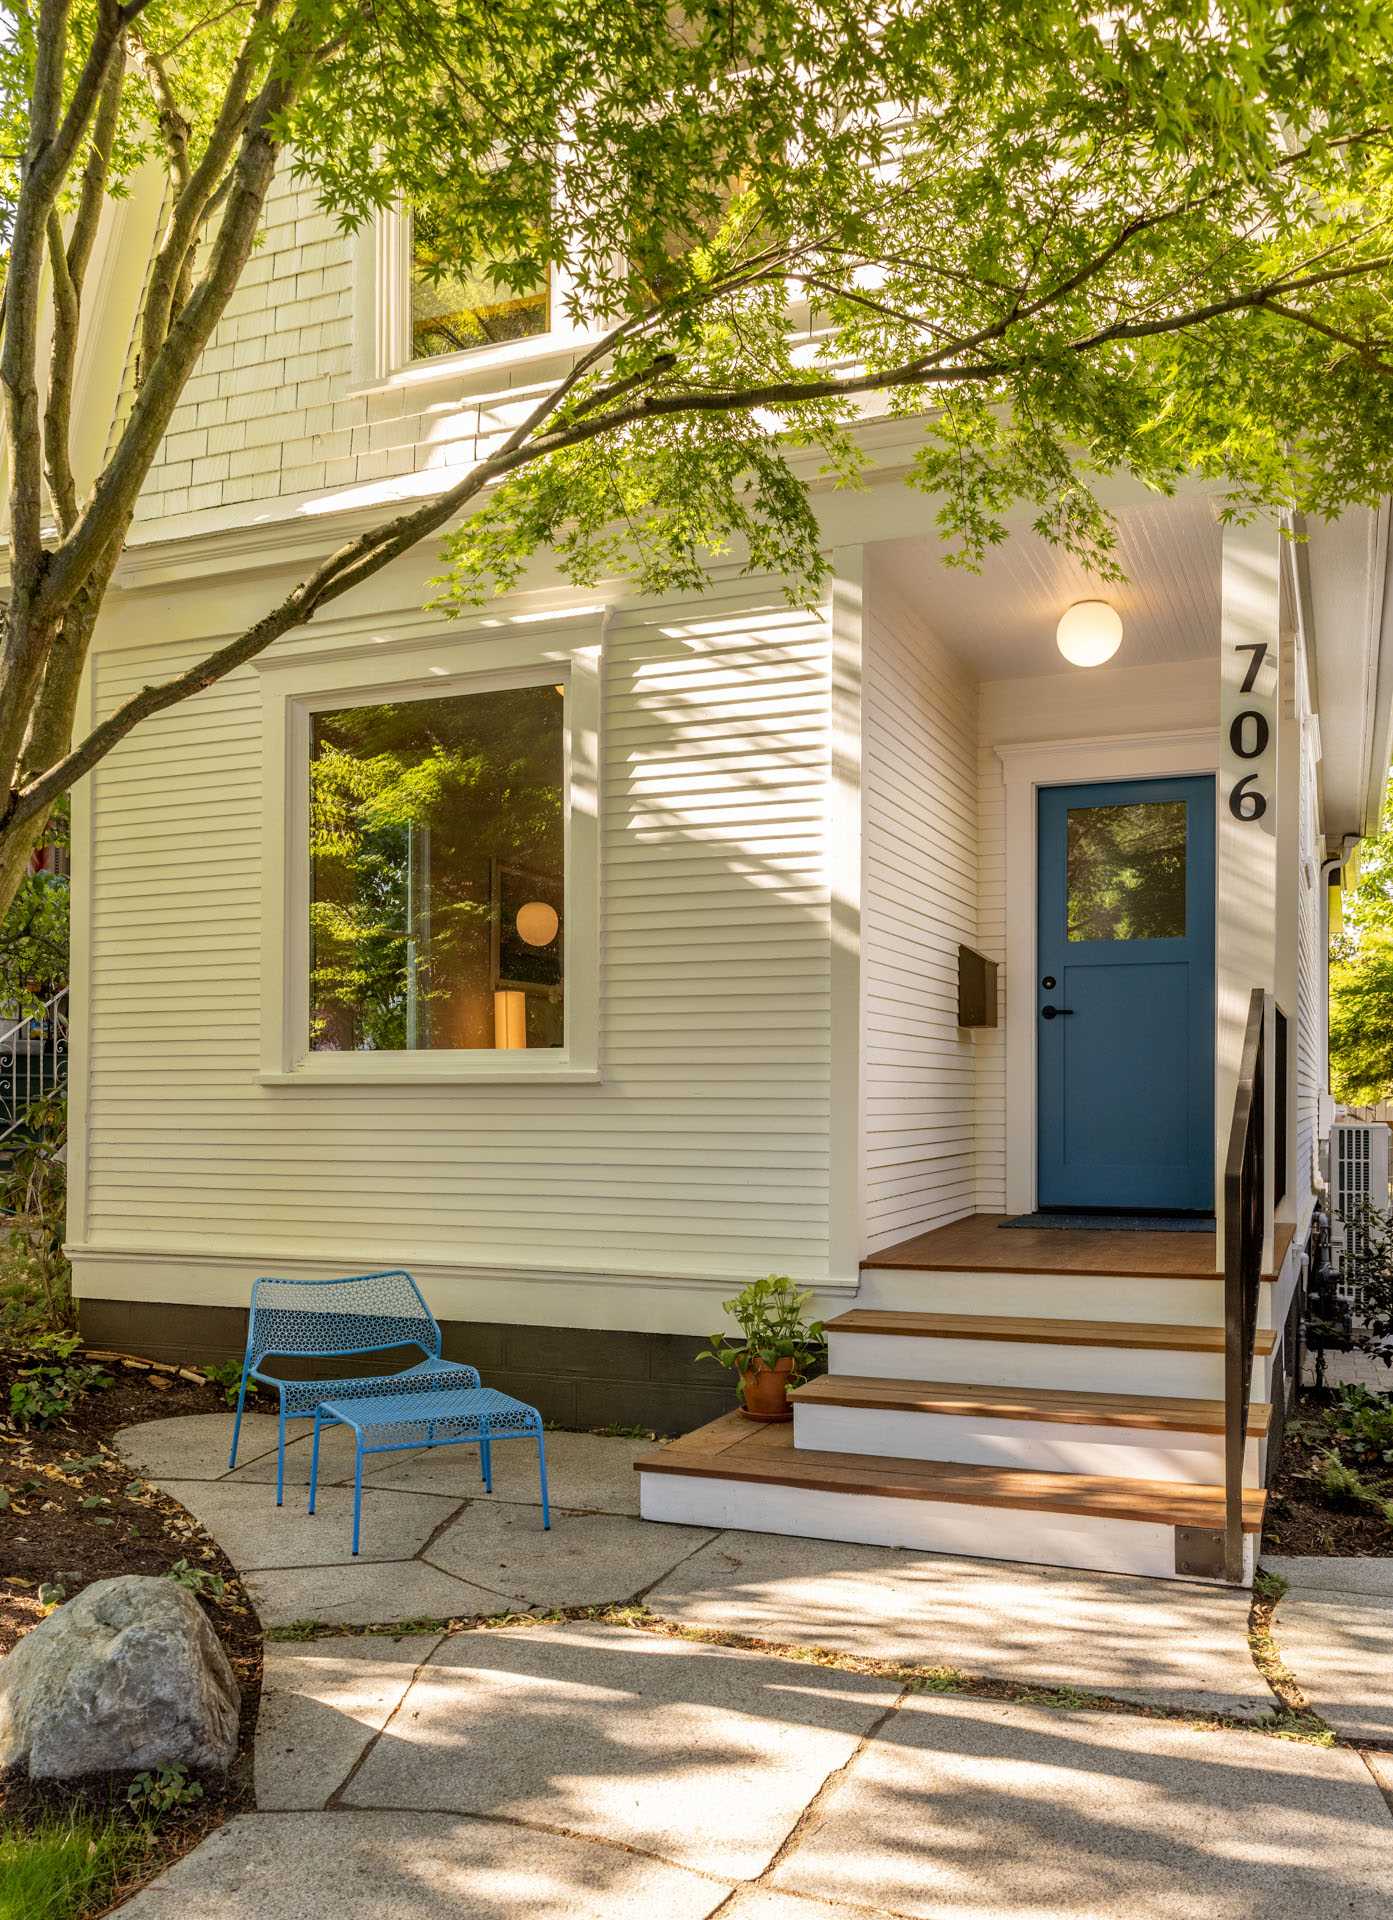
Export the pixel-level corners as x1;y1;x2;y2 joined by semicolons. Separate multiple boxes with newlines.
1329;1120;1391;1317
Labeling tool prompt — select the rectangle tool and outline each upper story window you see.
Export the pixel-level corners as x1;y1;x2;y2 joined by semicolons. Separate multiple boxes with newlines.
309;681;565;1052
408;210;550;361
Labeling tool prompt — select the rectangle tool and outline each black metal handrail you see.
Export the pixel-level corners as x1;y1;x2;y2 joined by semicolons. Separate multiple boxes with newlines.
1223;988;1266;1584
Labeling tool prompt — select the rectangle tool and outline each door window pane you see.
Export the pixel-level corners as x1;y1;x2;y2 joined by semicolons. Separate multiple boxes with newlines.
310;684;564;1050
1066;800;1187;942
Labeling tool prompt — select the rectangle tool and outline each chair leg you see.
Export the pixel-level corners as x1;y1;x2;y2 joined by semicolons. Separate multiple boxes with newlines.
352;1442;364;1557
480;1421;492;1494
308;1414;323;1515
276;1404;288;1507
536;1426;551;1531
228;1368;250;1469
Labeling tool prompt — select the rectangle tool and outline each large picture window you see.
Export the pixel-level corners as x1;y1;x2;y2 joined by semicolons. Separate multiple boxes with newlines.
308;682;565;1052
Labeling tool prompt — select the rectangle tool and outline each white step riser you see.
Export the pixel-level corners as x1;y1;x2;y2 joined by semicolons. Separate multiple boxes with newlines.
792;1402;1263;1486
828;1331;1241;1399
639;1470;1255;1585
857;1267;1273;1331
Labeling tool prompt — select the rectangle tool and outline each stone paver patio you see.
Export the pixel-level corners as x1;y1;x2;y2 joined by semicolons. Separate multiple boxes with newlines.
105;1413;1393;1918
650;1530;1270;1717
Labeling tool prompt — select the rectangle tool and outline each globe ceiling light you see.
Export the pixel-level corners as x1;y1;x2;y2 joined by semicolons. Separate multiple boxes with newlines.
1055;599;1123;668
516;900;560;947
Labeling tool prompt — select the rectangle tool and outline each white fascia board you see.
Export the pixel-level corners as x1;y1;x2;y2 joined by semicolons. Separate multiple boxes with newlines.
1361;497;1393;837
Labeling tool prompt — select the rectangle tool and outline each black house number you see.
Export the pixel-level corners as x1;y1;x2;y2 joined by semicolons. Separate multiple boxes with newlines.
1227;642;1270;820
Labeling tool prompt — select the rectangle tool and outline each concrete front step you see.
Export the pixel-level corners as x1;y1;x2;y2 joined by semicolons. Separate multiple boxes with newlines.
790;1375;1268;1486
826;1310;1276;1400
636;1415;1262;1584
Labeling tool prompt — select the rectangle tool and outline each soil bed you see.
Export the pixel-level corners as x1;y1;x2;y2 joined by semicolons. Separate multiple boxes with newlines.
1262;1391;1393;1558
0;1345;261;1912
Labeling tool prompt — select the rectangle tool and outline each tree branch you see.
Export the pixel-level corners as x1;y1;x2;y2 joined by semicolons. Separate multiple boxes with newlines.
4;0;75;590
564;352;678;419
42;48;126;537
35;2;313;627
1069;252;1393;351
153;0;256;60
1262;301;1393;367
137;0;277;373
66;42;126;292
1;0;156;794
129;33;191;195
6;297;672;831
19;224;1393;839
43;208;81;532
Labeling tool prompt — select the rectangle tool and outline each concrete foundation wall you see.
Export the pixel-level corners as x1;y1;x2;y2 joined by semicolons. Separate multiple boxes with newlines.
77;1297;740;1436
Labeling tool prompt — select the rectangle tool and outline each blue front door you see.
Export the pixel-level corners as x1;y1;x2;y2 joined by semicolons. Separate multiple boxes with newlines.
1037;776;1215;1212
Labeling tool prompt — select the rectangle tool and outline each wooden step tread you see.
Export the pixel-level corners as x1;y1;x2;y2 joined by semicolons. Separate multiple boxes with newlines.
827;1309;1277;1355
861;1217;1294;1283
790;1374;1271;1436
637;1413;1267;1531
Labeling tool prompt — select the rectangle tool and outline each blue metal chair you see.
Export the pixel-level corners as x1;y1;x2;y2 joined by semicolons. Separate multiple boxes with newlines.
228;1270;480;1502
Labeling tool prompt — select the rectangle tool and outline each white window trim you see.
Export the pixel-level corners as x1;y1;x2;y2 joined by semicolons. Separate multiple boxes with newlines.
257;618;602;1085
351;209;601;393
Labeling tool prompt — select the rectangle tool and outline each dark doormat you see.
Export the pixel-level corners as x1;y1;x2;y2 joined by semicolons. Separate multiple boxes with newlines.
1000;1211;1216;1232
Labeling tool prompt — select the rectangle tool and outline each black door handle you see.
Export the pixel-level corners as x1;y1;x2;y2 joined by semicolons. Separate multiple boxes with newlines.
1041;1005;1074;1020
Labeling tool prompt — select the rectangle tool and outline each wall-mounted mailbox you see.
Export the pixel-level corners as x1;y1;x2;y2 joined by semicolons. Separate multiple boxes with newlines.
957;945;998;1029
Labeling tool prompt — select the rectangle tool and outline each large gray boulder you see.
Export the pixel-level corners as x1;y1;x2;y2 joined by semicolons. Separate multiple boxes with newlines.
0;1574;240;1780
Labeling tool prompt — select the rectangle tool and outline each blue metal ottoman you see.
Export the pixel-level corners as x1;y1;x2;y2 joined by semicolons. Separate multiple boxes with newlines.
307;1384;551;1555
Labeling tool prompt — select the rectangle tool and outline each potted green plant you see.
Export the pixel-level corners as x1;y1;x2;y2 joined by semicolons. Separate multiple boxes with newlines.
697;1275;826;1422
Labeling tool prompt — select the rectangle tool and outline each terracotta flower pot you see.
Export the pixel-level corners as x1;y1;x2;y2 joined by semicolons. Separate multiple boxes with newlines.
739;1354;795;1422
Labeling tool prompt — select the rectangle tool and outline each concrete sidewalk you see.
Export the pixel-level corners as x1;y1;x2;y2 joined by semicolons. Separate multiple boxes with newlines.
1266;1556;1393;1743
109;1415;1393;1919
116;1620;1393;1920
114;1413;1271;1712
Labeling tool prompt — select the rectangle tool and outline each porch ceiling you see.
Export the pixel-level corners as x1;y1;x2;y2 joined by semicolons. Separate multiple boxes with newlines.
872;494;1221;683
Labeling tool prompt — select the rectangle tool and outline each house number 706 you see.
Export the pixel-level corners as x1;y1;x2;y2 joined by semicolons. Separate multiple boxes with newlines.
1228;642;1269;820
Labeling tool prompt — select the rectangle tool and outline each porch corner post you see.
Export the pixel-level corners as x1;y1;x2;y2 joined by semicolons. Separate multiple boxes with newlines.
1217;518;1281;1258
828;546;865;1288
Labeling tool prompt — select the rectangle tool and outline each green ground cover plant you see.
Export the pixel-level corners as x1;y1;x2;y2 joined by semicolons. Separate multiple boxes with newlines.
0;1094;72;1338
5;1334;111;1432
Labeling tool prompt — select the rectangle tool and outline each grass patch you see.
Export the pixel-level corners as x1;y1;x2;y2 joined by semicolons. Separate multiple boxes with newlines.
1248;1566;1334;1740
0;1811;144;1920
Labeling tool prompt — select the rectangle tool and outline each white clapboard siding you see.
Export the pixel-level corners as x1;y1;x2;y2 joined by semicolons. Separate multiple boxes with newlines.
83;605;835;1283
974;746;1007;1211
131;159;599;533
861;568;980;1250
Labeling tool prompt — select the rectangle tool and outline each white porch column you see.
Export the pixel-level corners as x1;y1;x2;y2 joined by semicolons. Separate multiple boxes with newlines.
1216;519;1281;1268
827;547;865;1289
1272;548;1304;1232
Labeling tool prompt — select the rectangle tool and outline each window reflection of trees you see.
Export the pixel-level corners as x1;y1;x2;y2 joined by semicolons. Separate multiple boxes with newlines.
409;207;550;359
309;685;564;1051
1066;801;1187;943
